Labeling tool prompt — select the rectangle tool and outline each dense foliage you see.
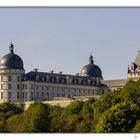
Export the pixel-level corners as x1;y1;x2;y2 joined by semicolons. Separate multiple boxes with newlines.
1;80;140;133
96;101;140;132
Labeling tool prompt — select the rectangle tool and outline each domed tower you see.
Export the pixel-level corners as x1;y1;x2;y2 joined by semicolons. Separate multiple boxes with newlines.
80;54;103;84
0;43;25;103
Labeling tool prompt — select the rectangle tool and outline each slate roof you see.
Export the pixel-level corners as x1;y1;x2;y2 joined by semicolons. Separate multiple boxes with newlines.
22;71;100;86
102;79;127;87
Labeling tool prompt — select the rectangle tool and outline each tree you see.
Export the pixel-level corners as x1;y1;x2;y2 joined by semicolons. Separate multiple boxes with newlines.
6;114;24;133
49;113;68;132
93;90;123;118
96;101;140;133
19;102;50;133
132;120;140;133
81;97;96;114
0;102;23;121
0;121;7;132
65;100;84;115
75;113;95;133
121;80;140;107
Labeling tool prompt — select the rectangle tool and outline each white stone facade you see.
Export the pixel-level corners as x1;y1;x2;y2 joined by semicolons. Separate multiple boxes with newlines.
0;69;25;103
0;44;103;103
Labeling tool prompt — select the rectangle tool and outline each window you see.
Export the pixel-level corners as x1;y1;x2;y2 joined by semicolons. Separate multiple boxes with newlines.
17;76;20;81
41;92;44;98
1;84;3;90
31;84;34;89
22;84;24;89
17;84;20;89
8;92;12;99
31;92;33;100
36;92;39;98
17;92;20;99
25;84;27;89
1;76;3;82
36;75;39;81
22;92;24;99
36;85;39;90
8;76;12;81
25;92;27;99
8;84;12;89
1;92;3;99
46;92;49;97
31;92;33;97
42;86;44;90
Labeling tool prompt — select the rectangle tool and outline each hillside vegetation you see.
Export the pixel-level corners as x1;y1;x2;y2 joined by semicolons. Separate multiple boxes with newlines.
1;80;140;133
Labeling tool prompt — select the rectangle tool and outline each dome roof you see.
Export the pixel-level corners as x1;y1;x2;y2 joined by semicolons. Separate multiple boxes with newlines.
0;43;24;70
80;55;102;78
134;50;140;65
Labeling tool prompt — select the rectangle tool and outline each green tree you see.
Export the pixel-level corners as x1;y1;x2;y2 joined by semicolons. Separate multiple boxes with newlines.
121;80;140;107
81;97;95;114
0;102;23;121
6;114;24;133
49;113;68;132
93;90;123;118
65;100;84;115
96;101;140;133
75;113;94;133
132;120;140;133
0;121;7;132
19;102;50;133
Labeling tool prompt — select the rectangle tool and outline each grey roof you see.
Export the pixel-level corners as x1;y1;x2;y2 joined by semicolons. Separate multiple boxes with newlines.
0;44;24;70
22;71;101;86
80;55;102;78
102;79;127;87
80;64;102;78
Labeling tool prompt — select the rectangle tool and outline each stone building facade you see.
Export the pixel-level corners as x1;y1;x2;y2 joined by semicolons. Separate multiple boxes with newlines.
0;43;104;103
1;43;139;103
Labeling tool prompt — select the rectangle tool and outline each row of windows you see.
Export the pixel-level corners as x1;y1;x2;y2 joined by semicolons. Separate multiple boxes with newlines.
24;75;99;86
0;84;20;90
0;76;20;82
0;92;12;99
33;85;94;93
0;83;96;94
0;92;21;100
0;90;98;100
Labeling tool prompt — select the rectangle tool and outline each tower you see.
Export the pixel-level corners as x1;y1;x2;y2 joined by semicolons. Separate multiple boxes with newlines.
0;43;25;103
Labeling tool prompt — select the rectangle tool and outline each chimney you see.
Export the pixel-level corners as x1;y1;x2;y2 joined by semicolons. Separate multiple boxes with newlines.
33;68;38;72
59;71;62;74
50;70;54;74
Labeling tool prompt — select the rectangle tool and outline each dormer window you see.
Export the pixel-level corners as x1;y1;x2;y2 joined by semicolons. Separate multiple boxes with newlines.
42;77;45;81
36;75;39;81
46;76;50;81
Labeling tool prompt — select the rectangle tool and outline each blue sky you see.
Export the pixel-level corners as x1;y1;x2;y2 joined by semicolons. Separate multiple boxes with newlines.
0;8;140;80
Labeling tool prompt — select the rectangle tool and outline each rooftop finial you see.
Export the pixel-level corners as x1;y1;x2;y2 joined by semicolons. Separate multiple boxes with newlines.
9;42;14;54
89;53;94;64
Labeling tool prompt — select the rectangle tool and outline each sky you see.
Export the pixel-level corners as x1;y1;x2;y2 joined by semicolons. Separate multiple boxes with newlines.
0;8;140;80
